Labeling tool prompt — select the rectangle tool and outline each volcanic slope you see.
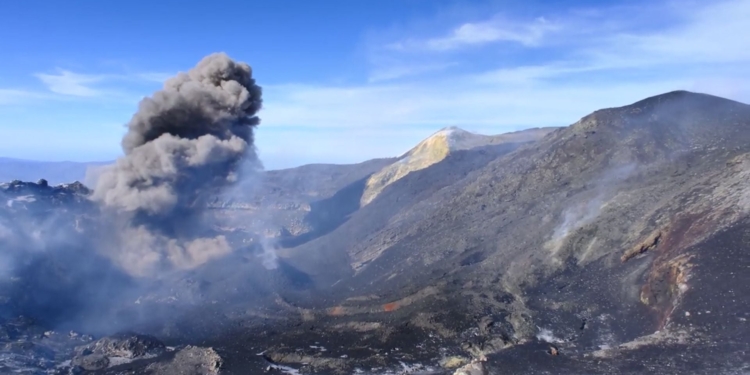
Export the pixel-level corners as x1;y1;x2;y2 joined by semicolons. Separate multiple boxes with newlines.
278;127;555;277
360;126;556;206
263;90;750;374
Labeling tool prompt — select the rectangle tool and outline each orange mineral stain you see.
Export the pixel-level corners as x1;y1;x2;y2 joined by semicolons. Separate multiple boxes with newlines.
383;302;399;312
329;306;345;316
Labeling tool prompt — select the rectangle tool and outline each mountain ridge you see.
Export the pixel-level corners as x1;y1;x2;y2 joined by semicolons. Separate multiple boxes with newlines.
360;126;558;206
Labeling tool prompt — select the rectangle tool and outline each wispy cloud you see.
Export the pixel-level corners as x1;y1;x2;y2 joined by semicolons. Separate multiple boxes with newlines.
376;0;750;77
33;69;171;98
368;61;458;82
584;0;750;68
0;68;174;110
387;15;560;52
35;70;105;97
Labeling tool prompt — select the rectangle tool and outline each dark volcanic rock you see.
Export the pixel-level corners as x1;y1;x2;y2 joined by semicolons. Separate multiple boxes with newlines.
74;332;166;361
144;346;222;375
0;316;94;375
71;353;110;371
0;157;110;186
0;179;91;201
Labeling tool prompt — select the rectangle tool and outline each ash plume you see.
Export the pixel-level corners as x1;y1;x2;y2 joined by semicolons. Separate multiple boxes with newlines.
91;52;263;275
93;52;262;215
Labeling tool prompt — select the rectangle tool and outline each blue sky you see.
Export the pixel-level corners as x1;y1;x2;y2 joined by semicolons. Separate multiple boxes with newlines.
1;0;749;169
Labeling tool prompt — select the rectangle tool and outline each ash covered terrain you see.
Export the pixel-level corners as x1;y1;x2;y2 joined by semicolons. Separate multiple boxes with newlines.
1;54;749;375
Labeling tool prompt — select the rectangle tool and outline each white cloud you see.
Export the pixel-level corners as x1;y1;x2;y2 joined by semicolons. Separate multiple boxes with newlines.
470;64;599;84
586;0;750;68
387;15;560;52
368;62;458;82
378;0;750;73
427;16;558;50
35;70;105;97
0;69;167;107
33;69;170;98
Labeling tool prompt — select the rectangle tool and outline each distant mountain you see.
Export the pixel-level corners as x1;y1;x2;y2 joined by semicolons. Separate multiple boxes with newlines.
360;126;556;206
0;157;110;185
209;158;397;240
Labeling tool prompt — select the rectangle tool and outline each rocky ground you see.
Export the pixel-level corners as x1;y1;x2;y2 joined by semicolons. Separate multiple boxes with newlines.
1;91;749;374
0;317;222;375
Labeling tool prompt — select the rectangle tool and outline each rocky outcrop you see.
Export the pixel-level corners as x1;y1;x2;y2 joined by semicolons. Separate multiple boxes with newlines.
0;316;94;374
1;179;91;207
145;346;222;375
71;332;166;371
0;320;222;375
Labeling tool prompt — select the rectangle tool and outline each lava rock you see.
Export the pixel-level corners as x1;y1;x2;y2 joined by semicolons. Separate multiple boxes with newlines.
71;353;110;371
75;332;165;359
145;345;222;375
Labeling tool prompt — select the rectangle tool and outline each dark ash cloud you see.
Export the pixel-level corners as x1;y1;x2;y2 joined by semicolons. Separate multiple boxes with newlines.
93;52;262;216
89;53;264;276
